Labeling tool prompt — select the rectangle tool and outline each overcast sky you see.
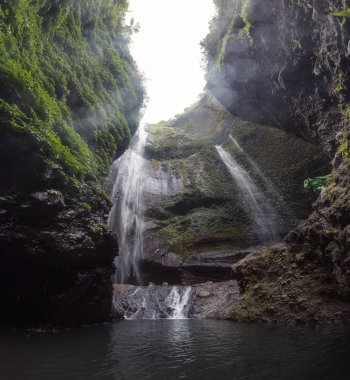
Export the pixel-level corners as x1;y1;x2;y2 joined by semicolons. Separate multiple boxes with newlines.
128;0;215;124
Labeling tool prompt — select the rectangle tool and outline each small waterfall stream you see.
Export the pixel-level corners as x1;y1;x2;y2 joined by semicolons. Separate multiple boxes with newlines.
229;133;287;206
166;287;192;319
216;145;280;244
113;286;193;320
107;124;148;284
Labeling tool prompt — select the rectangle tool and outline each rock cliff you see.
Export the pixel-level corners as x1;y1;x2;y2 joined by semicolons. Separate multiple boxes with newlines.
2;0;350;326
0;0;144;325
200;0;350;322
140;94;329;285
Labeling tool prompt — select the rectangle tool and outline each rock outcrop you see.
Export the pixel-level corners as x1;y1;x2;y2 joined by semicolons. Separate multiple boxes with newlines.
139;94;329;284
0;189;117;325
200;0;350;319
0;1;144;325
229;244;350;325
111;281;240;320
204;0;349;153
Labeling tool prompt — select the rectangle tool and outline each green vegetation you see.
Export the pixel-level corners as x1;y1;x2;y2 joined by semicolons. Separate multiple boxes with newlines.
238;0;253;44
202;0;253;74
304;176;329;193
337;125;350;163
216;15;236;67
333;8;350;18
0;0;144;192
144;94;330;262
160;206;248;258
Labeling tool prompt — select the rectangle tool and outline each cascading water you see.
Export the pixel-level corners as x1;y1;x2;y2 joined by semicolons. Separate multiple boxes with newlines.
107;124;148;284
166;287;192;319
229;133;287;206
107;125;193;318
229;134;244;153
216;145;280;244
113;285;193;320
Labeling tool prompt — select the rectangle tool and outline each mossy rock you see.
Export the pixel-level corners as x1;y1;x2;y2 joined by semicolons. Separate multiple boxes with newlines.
0;0;144;196
143;94;330;264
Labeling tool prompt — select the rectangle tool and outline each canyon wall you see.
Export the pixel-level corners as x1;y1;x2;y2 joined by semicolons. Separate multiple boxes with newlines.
0;0;144;325
140;94;329;285
200;0;350;322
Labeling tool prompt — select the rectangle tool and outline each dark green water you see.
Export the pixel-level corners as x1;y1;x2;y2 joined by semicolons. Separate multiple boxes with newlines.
1;320;350;380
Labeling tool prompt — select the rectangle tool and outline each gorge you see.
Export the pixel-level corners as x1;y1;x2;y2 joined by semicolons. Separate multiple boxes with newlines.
1;0;350;378
0;0;349;325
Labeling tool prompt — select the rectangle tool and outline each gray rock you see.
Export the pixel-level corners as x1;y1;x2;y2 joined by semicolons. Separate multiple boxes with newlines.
198;291;211;298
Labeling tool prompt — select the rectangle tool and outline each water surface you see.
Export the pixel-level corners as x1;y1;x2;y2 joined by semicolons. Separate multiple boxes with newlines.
1;320;350;380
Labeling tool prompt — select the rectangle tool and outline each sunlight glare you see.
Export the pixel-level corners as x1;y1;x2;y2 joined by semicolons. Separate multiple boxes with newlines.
128;0;215;123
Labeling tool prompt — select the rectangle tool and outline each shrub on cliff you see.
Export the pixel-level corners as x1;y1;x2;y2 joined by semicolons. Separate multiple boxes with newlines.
0;0;144;192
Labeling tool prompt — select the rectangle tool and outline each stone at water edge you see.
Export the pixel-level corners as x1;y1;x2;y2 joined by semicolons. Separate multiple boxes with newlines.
112;281;241;320
198;291;211;298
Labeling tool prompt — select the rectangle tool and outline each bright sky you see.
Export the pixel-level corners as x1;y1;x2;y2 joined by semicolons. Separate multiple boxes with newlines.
128;0;215;124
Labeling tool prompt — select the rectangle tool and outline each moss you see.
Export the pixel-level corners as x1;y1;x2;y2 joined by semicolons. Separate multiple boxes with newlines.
338;139;349;159
202;0;253;75
216;15;236;67
333;8;350;18
238;0;253;44
88;221;107;235
144;94;330;261
213;2;254;70
160;206;248;258
82;202;92;213
0;0;144;194
150;159;159;171
342;106;350;120
146;123;203;160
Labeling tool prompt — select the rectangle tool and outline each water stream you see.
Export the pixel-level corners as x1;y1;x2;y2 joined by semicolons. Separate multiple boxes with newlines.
229;133;288;209
216;145;280;244
113;286;193;320
107;124;148;284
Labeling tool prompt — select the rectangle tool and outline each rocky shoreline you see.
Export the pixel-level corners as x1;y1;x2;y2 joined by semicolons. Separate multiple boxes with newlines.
112;241;350;325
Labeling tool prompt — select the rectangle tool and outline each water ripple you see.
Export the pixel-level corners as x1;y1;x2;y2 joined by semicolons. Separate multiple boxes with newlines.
1;320;350;380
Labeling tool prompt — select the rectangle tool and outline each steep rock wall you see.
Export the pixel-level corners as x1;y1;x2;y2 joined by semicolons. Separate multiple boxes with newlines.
0;0;144;325
141;95;328;284
202;0;350;305
204;0;349;152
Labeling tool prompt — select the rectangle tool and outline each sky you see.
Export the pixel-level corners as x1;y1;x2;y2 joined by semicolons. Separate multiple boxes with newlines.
128;0;215;124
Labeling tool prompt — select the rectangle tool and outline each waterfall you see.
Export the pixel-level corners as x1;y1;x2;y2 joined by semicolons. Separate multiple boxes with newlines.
113;286;193;320
108;124;148;284
229;134;286;205
165;287;192;319
229;134;244;153
215;145;280;244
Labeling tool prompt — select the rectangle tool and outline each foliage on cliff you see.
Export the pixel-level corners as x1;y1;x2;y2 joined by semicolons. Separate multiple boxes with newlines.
201;0;350;301
0;0;145;326
143;95;329;266
0;0;144;192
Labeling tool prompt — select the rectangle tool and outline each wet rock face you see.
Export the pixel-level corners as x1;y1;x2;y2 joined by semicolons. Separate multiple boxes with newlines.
206;0;350;153
0;191;117;326
139;95;329;282
111;281;240;320
229;244;350;325
190;281;240;318
287;163;350;297
203;0;350;298
112;269;350;325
